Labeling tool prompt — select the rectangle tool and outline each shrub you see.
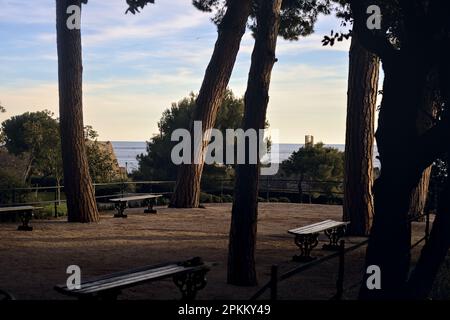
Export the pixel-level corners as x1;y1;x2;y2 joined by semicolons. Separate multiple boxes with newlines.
200;192;213;203
278;197;291;203
34;204;67;220
0;169;27;205
221;194;233;203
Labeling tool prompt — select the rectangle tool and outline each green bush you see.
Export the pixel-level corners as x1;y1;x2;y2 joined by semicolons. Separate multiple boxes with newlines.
0;169;27;204
278;197;291;203
221;194;233;203
34;203;67;219
269;197;279;202
158;197;170;206
200;192;213;203
258;197;267;202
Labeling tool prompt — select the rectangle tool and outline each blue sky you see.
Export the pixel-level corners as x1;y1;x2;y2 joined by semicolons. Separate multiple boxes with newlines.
0;0;357;144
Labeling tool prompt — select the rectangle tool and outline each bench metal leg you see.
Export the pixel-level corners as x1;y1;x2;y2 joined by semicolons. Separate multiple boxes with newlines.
113;202;128;218
323;226;346;251
173;270;208;301
293;234;319;262
17;210;33;231
144;199;157;214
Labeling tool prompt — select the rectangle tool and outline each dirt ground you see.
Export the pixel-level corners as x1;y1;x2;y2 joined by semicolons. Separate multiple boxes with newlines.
0;203;428;300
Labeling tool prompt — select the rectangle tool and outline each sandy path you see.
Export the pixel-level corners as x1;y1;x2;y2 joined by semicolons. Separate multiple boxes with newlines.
0;203;427;300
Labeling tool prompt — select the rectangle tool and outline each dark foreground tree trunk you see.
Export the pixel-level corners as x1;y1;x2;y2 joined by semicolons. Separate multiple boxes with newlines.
408;85;439;220
56;0;99;223
359;52;429;299
169;0;252;208
406;33;450;299
227;0;282;286
343;34;380;236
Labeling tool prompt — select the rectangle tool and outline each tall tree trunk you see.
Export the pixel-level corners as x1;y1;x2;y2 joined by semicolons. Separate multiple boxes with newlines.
169;0;252;208
343;34;380;236
408;166;432;220
408;85;439;220
359;52;429;299
406;32;450;299
227;0;282;286
56;0;99;223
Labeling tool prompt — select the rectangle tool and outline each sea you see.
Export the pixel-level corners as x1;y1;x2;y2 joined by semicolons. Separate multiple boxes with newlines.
112;142;381;173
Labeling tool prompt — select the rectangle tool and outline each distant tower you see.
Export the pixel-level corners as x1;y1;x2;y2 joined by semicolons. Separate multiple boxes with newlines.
305;135;314;148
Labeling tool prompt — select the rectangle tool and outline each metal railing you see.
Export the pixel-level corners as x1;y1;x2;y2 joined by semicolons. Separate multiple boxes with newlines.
0;178;344;210
0;180;176;217
250;211;430;301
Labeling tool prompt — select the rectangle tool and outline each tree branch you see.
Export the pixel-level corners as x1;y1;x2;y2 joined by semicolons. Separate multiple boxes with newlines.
349;0;397;61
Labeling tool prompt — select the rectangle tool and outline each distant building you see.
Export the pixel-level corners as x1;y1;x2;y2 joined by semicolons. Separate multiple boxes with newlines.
305;135;314;148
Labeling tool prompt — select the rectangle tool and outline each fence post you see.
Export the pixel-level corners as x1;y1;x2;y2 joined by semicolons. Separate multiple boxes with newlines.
270;265;278;301
334;240;346;300
54;187;58;218
425;210;430;244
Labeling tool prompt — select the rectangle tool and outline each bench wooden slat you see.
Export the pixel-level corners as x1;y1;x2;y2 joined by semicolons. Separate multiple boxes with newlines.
55;261;210;297
0;206;42;213
77;266;188;294
109;194;162;202
76;264;183;291
288;220;349;235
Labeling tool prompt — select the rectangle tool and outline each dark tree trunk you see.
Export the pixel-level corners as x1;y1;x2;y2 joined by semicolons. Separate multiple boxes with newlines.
227;0;282;286
359;52;429;299
348;0;450;300
408;85;439;220
408;167;431;220
169;0;252;208
56;0;99;223
406;32;450;299
343;34;380;236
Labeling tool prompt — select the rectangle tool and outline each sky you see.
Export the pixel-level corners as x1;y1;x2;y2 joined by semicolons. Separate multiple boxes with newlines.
0;0;357;144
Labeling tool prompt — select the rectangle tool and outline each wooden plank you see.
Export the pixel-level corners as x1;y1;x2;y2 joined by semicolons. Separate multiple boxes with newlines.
0;206;42;213
75;264;182;291
55;261;210;296
77;266;188;294
288;220;349;235
290;222;345;234
109;194;163;202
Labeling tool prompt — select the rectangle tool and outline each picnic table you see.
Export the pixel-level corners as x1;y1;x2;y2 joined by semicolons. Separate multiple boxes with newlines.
109;194;163;218
288;219;350;262
55;257;211;300
0;206;42;231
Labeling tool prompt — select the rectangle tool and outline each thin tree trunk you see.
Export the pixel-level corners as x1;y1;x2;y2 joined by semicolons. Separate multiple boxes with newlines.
227;0;282;286
343;34;380;236
56;0;99;223
169;0;252;208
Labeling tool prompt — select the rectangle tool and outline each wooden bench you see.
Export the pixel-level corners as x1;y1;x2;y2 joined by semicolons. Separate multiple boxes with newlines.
109;194;163;218
54;257;210;300
0;206;42;231
288;220;350;262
